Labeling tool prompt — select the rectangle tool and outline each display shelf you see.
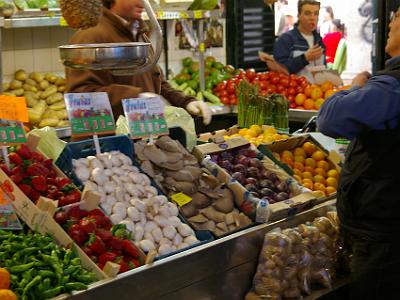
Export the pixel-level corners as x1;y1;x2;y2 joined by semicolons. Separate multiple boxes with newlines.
289;109;318;123
2;15;63;28
56;127;71;139
142;9;224;20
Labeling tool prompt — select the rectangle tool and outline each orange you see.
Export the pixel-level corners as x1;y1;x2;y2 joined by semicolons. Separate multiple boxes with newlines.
302;178;313;184
295;93;307;106
293;147;306;158
296;106;305;110
314;167;326;177
282;157;294;168
302;171;313;180
302;142;317;155
321;81;334;92
326;177;338;188
304;85;313;97
293;175;302;183
313;190;326;198
326;186;337;195
317;160;330;171
314;175;326;185
314;182;326;193
311;150;326;161
304;166;315;175
304;99;315;110
305;158;317;168
293;162;304;172
294;155;305;164
324;89;335;99
302;181;314;190
314;98;325;110
311;87;323;100
327;169;339;179
293;169;303;177
281;150;294;160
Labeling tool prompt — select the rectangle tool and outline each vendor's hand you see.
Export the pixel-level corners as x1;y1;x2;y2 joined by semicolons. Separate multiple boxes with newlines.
186;101;212;125
351;71;372;87
304;45;324;62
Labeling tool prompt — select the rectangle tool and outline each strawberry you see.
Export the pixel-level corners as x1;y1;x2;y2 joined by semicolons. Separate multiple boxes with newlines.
16;144;32;159
27;163;48;177
0;163;10;175
95;228;112;242
121;239;139;258
54;211;68;225
31;175;47;192
42;158;53;168
58;191;81;206
79;217;97;234
29;189;41;202
126;257;140;269
87;234;106;255
98;252;118;266
68;206;88;219
10;166;24;176
31;151;44;162
18;183;32;195
10;174;23;184
107;236;124;250
89;214;109;228
56;178;72;188
88;209;106;217
9;153;22;165
82;246;93;257
114;257;130;273
69;226;88;246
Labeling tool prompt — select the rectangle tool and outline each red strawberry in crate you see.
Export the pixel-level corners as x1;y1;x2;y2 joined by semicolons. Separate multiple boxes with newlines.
79;217;97;234
87;234;106;255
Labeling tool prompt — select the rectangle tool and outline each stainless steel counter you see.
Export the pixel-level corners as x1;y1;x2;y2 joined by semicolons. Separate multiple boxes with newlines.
68;200;346;300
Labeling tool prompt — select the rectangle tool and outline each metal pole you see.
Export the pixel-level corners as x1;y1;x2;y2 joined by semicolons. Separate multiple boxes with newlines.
163;20;169;78
198;19;205;92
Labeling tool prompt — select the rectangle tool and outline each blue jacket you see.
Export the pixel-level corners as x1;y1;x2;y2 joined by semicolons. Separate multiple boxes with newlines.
273;26;326;74
317;57;400;140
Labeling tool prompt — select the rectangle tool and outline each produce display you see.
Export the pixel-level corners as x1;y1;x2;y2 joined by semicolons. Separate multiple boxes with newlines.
134;136;252;236
225;125;289;146
210;145;297;204
1;144;81;205
13;0;59;10
72;150;200;256
3;70;69;128
272;141;339;197
0;229;97;300
246;212;339;300
170;56;237;105
55;206;143;273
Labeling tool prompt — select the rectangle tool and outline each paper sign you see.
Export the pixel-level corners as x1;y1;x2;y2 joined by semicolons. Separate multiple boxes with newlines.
0;96;29;122
0;120;27;145
64;92;115;136
194;10;203;19
59;16;68;26
122;97;169;139
0;188;22;230
171;192;192;207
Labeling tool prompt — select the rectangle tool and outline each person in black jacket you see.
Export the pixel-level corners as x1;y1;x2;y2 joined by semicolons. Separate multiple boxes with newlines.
317;7;400;300
273;0;326;82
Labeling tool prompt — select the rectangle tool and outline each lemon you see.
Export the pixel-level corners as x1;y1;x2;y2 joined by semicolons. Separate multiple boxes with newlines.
246;129;258;138
263;136;275;144
263;126;277;136
238;128;248;136
249;124;262;135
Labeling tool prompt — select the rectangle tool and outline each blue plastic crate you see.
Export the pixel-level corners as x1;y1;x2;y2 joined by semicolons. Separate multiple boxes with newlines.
56;135;134;189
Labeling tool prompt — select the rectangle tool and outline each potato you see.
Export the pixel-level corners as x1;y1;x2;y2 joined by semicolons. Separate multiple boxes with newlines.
14;69;27;81
41;85;57;99
55;77;66;86
49;101;66;111
38;80;50;91
46;92;63;105
22;83;38;92
42;108;54;119
24;92;39;107
9;79;22;90
45;73;57;83
39;118;59;128
12;88;24;96
54;109;68;120
25;78;38;87
29;72;44;83
3;82;10;91
57;85;66;93
3;92;15;96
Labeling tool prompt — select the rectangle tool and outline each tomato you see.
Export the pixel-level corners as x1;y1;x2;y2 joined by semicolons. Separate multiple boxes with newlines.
276;84;285;93
268;84;277;92
229;97;237;105
269;71;278;78
280;77;289;87
297;76;307;82
260;90;269;97
230;77;238;84
288;95;295;102
288;87;296;95
226;83;236;94
296;86;304;94
289;80;298;88
280;91;288;98
259;73;269;81
220;90;228;97
270;75;279;84
259;80;268;90
289;103;297;109
215;82;226;92
221;96;229;104
246;69;256;80
289;74;298;81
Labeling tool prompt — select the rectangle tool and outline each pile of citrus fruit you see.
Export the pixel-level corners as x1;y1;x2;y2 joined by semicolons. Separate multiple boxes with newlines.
225;125;289;146
272;141;339;197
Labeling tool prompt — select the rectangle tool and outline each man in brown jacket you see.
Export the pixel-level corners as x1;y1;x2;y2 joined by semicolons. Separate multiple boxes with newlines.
66;0;211;125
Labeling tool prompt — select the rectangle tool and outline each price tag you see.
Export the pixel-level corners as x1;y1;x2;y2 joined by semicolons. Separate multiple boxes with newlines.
171;193;192;207
122;97;169;139
194;10;203;19
157;11;165;19
199;43;206;53
0;203;22;230
0;96;29;123
59;16;68;26
179;11;189;19
64;92;115;137
0;120;27;145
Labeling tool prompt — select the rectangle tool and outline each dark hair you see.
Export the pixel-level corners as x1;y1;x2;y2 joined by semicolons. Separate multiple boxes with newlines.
323;6;334;19
298;0;321;14
332;18;345;33
102;0;115;9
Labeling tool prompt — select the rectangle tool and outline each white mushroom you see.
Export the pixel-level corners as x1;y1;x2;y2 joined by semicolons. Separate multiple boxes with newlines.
101;203;112;215
104;169;113;177
152;227;163;243
168;216;182;228
177;223;194;237
126;183;139;197
177;243;190;250
144;221;158;233
173;233;183;246
90;158;104;170
119;219;135;232
75;166;90;182
111;155;122;167
134;225;144;241
127;207;140;222
158;244;173;256
159;237;172;246
131;199;146;212
84;181;98;192
166;202;179;217
104;181;117;194
163;225;177;240
112;167;124;176
91;167;107;185
110;213;124;224
140;212;147;226
112;203;127;219
139;240;156;252
105;195;117;207
154;216;171;228
144;232;155;242
184;236;198;246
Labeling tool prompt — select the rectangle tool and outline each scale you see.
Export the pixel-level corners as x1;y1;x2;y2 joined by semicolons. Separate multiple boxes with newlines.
58;0;163;76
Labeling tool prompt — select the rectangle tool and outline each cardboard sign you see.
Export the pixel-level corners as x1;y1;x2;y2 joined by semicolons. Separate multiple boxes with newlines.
64;92;115;137
122;97;169;139
0;120;27;145
0;190;22;230
0;96;29;123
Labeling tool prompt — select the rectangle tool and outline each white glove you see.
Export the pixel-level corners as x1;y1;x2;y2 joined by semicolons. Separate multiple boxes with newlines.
186;101;212;125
